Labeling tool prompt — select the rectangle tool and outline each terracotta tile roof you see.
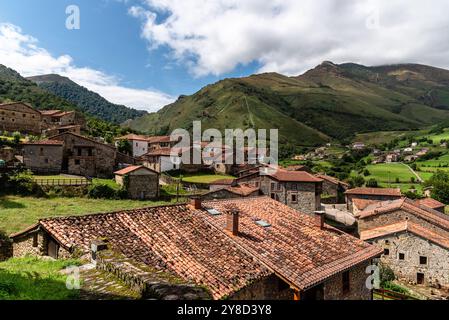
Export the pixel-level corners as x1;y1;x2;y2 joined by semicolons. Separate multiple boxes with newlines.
39;110;61;115
345;187;402;197
285;165;306;171
143;147;174;157
360;221;449;250
416;198;445;210
316;174;350;188
352;199;381;211
225;184;260;196
23;139;63;146
115;134;150;142
356;198;449;231
147;136;173;143
268;169;323;183
114;165;157;175
201;197;382;291
35;204;272;300
14;197;382;298
210;179;235;186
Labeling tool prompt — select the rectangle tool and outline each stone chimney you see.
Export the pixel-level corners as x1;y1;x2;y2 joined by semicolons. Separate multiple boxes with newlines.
226;208;239;236
190;197;202;210
314;211;326;230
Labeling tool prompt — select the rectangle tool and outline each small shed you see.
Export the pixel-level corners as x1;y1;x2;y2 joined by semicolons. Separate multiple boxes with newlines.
114;165;160;200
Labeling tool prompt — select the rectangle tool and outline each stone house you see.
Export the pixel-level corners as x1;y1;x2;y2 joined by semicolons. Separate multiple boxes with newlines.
316;174;349;204
0;102;42;134
10;196;382;300
241;169;323;214
114;165;159;199
44;124;81;137
345;187;402;212
22;139;64;174
40;110;83;130
49;132;135;178
356;198;449;239
201;183;260;200
139;147;181;173
361;221;449;288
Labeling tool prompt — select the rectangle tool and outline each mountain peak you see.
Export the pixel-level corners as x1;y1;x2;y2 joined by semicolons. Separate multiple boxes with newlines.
27;74;75;85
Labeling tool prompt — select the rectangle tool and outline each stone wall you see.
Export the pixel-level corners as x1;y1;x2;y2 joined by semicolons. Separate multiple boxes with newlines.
126;174;159;199
358;209;449;238
0;103;42;134
322;261;372;300
23;145;63;174
230;275;294;300
371;232;449;288
96;250;211;300
259;176;320;214
12;230;47;257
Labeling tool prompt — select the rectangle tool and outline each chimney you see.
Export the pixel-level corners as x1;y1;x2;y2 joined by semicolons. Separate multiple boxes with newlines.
190;197;202;210
226;209;239;236
314;211;326;230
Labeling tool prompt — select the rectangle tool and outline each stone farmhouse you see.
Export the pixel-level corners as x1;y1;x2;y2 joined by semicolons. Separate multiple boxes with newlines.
23;139;64;174
237;168;323;214
0;102;85;136
115;134;178;158
355;197;449;288
10;197;382;300
139;147;181;173
23;132;135;177
361;221;449;288
0;102;42;134
114;165;159;200
345;187;402;212
316;174;350;204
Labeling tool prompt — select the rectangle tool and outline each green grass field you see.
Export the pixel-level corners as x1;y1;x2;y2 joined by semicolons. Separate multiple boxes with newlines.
180;173;235;184
427;129;449;144
0;196;174;234
0;256;81;300
353;131;418;146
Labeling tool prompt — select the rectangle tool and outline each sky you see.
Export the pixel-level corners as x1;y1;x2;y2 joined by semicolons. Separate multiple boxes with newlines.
1;0;449;112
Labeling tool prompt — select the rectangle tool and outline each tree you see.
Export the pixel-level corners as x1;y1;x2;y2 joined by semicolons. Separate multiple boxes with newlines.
349;175;365;188
424;170;449;204
366;178;378;188
363;169;371;177
116;140;132;155
12;131;21;144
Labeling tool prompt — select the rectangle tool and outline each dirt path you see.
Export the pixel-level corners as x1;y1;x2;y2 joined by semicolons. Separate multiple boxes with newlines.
401;162;424;183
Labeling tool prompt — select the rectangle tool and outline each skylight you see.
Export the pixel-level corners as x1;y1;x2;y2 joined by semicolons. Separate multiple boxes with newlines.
206;208;221;216
255;220;271;228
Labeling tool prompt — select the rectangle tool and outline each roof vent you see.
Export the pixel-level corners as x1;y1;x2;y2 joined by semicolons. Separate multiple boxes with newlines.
255;220;271;228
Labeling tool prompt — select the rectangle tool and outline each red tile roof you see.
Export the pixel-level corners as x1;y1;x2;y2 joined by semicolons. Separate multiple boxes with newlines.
416;198;445;210
361;221;449;250
114;165;157;175
115;134;150;142
210;179;235;186
268;169;323;183
23;139;63;146
345;187;402;197
356;198;449;231
352;199;381;211
316;174;350;188
225;184;260;196
13;197;381;298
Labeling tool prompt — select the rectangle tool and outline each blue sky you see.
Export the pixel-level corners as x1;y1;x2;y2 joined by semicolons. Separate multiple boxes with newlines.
1;1;449;112
0;0;259;110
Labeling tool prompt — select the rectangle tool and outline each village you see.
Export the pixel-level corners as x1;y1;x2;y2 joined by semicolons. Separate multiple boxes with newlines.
1;101;449;300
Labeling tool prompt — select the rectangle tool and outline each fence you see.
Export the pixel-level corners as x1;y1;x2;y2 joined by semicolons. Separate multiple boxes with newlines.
33;177;92;187
373;288;419;300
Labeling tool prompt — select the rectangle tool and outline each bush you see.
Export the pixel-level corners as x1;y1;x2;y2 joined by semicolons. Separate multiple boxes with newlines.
349;175;365;188
8;171;44;197
366;178;378;188
363;169;371;177
87;183;126;199
379;263;395;285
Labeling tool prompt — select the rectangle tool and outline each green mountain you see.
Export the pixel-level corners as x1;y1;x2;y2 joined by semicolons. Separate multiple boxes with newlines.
27;74;147;124
126;62;449;146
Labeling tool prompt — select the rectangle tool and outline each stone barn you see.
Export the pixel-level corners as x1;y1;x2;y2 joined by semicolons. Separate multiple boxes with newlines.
114;165;159;199
0;102;42;134
22;139;64;174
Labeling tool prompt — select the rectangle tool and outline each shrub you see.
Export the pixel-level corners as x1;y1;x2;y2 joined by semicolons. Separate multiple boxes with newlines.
8;171;44;197
379;263;395;285
349;175;365;188
366;178;378;188
363;169;371;177
87;182;126;199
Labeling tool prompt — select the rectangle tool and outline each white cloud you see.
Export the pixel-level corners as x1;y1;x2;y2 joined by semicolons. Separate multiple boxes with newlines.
130;0;449;76
0;23;175;112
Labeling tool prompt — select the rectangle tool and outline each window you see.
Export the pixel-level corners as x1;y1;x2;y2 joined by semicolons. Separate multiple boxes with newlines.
342;271;350;294
39;147;44;156
420;256;428;265
77;148;82;156
277;183;282;191
75;159;80;165
88;148;93;156
385;240;390;245
23;113;26;117
399;253;405;260
291;194;297;203
384;249;390;256
292;183;297;190
271;182;276;191
45;159;49;164
271;193;276;199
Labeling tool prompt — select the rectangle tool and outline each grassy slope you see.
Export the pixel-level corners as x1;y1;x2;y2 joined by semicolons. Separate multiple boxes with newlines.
0;257;81;300
127;62;449;145
0;196;174;234
180;173;235;184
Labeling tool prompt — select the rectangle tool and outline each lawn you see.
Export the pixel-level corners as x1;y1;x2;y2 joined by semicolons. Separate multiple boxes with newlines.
353;131;418;146
0;256;81;300
180;173;235;184
0;196;175;234
427;128;449;144
363;164;417;183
